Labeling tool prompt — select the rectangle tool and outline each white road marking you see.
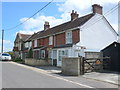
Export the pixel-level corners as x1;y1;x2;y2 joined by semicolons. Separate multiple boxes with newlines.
9;62;96;88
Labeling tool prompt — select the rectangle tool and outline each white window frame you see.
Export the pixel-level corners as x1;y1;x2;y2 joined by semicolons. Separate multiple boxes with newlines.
49;36;53;45
29;41;32;48
66;31;72;44
25;42;28;48
19;42;21;50
58;50;68;61
15;43;18;47
34;40;37;47
28;41;32;49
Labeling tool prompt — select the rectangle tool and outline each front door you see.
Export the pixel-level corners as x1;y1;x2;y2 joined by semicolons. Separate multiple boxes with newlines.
52;50;57;66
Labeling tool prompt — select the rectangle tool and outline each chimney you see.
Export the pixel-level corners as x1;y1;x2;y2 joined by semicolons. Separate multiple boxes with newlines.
71;10;79;21
44;21;50;30
92;4;103;15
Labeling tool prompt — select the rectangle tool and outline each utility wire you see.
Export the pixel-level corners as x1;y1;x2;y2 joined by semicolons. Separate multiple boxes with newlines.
4;0;53;31
4;0;119;31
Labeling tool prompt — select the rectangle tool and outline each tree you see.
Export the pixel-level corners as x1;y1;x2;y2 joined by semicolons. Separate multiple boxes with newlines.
5;51;13;56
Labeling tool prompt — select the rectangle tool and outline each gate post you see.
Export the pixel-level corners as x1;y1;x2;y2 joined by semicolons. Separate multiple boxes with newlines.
79;56;84;75
82;57;85;75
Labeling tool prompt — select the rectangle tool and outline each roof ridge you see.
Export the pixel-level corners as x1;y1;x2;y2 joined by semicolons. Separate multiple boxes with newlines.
27;13;95;41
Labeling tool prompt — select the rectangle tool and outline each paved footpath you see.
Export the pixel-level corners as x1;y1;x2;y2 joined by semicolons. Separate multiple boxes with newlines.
2;61;119;88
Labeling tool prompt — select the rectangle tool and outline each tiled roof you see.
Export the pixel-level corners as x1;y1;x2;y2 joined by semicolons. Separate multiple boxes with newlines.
27;13;95;41
19;33;31;41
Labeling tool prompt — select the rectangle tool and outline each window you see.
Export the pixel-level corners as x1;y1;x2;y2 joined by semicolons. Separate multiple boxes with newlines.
66;31;72;44
34;40;37;47
27;41;32;49
15;43;18;47
49;36;53;45
41;50;45;59
19;43;21;50
2;53;10;56
25;42;28;48
58;50;68;61
33;50;40;59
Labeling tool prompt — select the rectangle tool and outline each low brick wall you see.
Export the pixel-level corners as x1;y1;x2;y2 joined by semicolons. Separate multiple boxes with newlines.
62;57;83;76
62;56;102;76
25;58;52;66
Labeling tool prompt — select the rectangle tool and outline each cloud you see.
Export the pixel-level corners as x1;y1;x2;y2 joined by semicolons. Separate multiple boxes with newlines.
93;0;119;4
18;0;119;34
19;15;64;34
58;0;91;12
0;39;13;52
58;0;119;12
0;40;13;45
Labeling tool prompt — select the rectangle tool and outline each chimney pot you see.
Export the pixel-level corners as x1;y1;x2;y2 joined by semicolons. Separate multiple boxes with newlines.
44;21;50;30
71;10;79;21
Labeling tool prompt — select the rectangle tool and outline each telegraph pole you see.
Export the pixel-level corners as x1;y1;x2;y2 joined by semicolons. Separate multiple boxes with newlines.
1;29;4;53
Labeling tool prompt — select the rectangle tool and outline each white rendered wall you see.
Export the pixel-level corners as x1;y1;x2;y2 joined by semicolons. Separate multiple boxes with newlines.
77;14;117;51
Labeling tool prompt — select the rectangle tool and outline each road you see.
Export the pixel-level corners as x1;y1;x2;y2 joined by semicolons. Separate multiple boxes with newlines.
2;61;118;88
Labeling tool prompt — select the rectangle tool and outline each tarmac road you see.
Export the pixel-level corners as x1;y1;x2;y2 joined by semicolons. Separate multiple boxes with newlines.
2;61;118;89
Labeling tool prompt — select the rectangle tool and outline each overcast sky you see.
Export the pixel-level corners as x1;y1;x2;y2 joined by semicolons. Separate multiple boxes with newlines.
0;0;119;52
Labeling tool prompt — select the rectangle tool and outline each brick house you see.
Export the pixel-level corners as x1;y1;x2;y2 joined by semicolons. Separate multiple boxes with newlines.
24;4;118;66
13;33;31;59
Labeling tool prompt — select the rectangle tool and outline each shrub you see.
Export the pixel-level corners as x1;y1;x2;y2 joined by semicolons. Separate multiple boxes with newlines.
27;48;33;58
14;58;23;62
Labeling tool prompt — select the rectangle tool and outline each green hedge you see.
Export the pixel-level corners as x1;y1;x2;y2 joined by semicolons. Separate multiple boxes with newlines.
13;58;23;62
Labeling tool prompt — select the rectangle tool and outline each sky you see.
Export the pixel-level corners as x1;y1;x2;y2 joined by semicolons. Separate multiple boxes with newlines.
0;0;119;52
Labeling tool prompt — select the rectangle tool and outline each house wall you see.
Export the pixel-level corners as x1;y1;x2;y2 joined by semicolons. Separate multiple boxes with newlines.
32;29;80;60
14;38;23;59
39;38;44;46
43;37;49;46
72;29;80;44
78;14;117;51
33;29;80;49
55;32;65;46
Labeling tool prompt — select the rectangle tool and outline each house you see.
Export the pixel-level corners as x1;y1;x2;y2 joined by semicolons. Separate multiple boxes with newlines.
24;4;118;66
13;33;31;59
101;42;120;72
